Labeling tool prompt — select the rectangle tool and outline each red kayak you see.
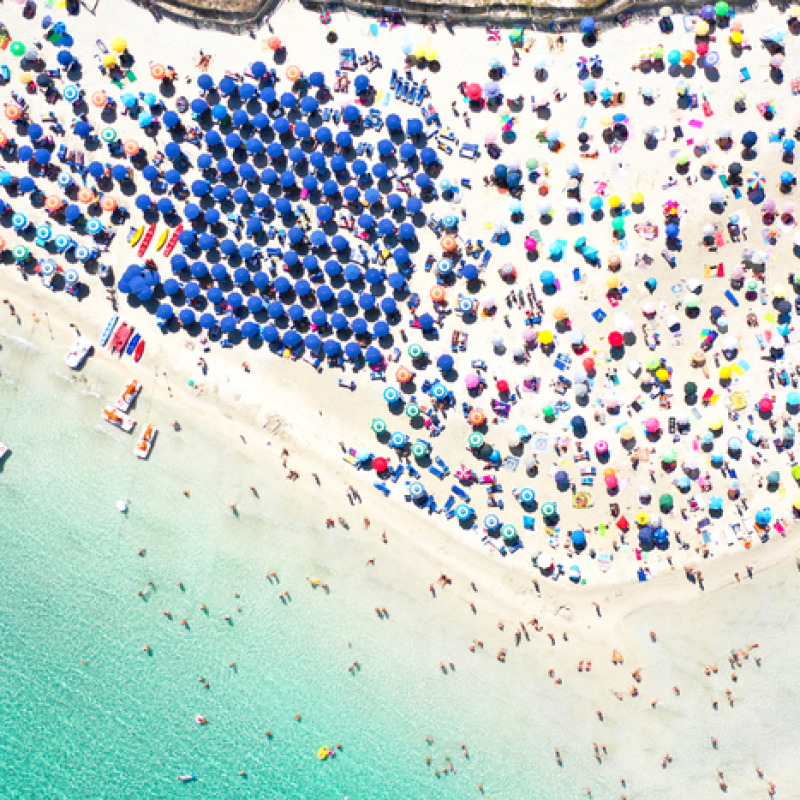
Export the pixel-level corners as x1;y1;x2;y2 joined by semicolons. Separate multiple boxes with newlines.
163;224;183;257
110;323;132;355
137;223;157;258
133;338;145;362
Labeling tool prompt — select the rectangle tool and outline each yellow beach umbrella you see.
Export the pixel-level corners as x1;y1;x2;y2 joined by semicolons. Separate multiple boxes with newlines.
538;329;553;346
636;511;649;526
632;192;644;205
111;37;127;53
102;53;117;68
719;365;732;380
708;415;724;431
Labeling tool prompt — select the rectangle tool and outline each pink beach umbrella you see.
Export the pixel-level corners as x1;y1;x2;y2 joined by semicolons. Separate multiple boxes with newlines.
595;440;609;455
522;328;538;343
645;417;661;433
465;374;481;389
524;237;537;251
605;474;618;489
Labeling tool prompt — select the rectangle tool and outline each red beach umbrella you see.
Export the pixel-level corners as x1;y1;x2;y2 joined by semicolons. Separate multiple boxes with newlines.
373;456;389;473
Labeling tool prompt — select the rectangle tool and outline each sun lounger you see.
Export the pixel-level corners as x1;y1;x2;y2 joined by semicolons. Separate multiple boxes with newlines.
374;481;390;496
451;485;470;501
429;466;445;479
390;465;404;483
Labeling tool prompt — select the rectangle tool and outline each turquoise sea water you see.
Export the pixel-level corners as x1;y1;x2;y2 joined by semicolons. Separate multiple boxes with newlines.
0;337;583;799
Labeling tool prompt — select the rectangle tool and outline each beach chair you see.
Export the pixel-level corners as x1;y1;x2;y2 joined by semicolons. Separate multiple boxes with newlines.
434;456;450;475
374;481;390;496
429;465;446;479
451;485;470;502
390;465;404;483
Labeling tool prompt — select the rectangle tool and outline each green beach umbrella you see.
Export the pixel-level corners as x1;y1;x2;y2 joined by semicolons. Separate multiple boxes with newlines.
405;402;420;418
747;279;759;291
715;1;729;15
659;493;674;512
468;432;484;449
792;464;800;482
675;151;690;165
501;524;518;543
371;417;387;434
611;217;625;231
541;501;558;518
661;446;677;463
542;404;555;418
100;127;118;143
684;381;698;396
526;157;539;170
684;295;699;309
408;343;424;359
652;46;664;60
10;41;25;57
411;441;429;458
646;356;661;371
12;244;28;261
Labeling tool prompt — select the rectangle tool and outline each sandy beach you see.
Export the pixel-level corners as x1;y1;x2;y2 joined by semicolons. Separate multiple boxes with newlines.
1;0;800;795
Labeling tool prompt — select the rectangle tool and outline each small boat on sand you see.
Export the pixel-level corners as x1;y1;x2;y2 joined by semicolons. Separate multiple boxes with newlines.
102;406;136;433
135;424;157;459
116;380;140;412
109;324;132;355
133;338;145;362
65;337;93;369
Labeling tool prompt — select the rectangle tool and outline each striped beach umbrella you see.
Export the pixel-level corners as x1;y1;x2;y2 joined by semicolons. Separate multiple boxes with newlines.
390;432;408;448
11;213;28;230
74;245;91;261
430;382;448;400
62;84;80;102
411;441;429;458
436;258;454;274
371;418;387;434
100;127;117;143
12;244;29;261
64;269;79;285
455;504;473;521
408;343;424;359
405;402;420;418
468;432;484;449
409;481;426;499
501;524;518;542
36;223;52;242
518;487;536;505
53;234;71;251
39;259;56;277
85;218;103;234
458;296;475;314
383;386;400;404
541;501;558;518
484;513;501;530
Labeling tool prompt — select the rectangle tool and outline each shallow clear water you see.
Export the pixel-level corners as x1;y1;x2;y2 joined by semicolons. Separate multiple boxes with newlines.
0;339;581;799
